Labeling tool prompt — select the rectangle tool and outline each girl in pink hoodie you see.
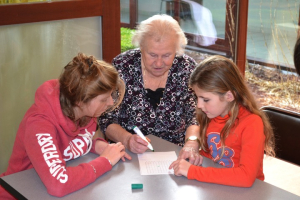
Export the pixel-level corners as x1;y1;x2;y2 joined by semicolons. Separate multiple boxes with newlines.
1;53;131;198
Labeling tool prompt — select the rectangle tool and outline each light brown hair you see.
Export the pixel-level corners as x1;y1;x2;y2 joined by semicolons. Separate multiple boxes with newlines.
59;53;124;126
189;55;275;157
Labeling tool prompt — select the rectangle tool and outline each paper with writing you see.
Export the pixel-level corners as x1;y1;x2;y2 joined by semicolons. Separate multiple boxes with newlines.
137;151;177;175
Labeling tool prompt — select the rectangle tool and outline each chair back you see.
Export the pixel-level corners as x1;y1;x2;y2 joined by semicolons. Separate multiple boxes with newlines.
261;106;300;166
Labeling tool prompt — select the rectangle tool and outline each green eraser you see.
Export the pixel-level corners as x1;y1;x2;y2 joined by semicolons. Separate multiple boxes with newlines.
131;183;143;189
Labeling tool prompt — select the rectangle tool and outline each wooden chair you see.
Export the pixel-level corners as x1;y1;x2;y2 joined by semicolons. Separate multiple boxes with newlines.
261;106;300;166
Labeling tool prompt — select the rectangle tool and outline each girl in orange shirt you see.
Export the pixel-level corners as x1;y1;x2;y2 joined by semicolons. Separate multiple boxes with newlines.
170;55;275;187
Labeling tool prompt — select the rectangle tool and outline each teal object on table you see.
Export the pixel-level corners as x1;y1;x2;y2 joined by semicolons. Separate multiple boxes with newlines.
131;183;143;189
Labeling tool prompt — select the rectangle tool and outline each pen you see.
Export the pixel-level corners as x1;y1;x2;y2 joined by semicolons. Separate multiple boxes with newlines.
133;126;154;151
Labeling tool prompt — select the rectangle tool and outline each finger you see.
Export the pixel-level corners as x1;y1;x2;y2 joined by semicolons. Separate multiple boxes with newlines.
118;144;125;152
135;136;148;146
178;152;187;160
120;151;131;161
124;152;132;160
129;136;147;153
134;142;148;154
188;155;196;165
116;142;122;147
169;161;176;169
199;156;204;166
169;160;179;169
136;147;146;154
193;155;201;166
173;165;181;176
194;155;203;166
145;137;151;143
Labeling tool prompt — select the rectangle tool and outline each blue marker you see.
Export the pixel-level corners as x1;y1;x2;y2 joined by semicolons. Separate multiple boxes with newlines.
133;126;154;151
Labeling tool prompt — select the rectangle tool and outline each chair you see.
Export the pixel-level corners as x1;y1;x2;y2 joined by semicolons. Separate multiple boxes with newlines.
261;106;300;166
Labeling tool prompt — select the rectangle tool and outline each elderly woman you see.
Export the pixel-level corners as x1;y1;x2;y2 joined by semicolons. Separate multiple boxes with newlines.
99;15;202;165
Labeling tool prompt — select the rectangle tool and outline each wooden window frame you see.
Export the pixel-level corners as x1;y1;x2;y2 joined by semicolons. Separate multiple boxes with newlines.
0;0;121;63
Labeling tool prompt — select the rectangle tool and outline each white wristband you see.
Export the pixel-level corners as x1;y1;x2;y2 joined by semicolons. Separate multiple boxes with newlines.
90;164;96;174
104;157;113;167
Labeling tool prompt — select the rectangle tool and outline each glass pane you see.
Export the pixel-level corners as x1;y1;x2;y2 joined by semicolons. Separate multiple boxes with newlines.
0;16;102;173
121;0;130;24
137;0;161;22
246;0;300;112
175;0;225;39
204;0;226;39
137;0;223;49
247;1;298;67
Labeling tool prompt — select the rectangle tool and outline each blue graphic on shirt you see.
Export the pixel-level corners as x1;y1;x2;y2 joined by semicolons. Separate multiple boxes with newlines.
207;132;235;168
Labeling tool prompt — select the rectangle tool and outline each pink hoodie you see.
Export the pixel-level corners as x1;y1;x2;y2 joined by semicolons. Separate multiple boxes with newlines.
1;80;111;197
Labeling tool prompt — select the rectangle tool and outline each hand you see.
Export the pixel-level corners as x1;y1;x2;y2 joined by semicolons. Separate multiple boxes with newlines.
126;134;150;154
169;159;192;177
178;142;203;166
100;142;131;166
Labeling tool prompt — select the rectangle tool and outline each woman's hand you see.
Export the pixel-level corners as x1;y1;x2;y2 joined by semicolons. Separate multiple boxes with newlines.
125;134;150;154
178;141;203;166
169;159;192;177
100;142;131;166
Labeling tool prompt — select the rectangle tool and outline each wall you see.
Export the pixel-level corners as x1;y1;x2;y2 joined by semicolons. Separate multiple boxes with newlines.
0;17;102;173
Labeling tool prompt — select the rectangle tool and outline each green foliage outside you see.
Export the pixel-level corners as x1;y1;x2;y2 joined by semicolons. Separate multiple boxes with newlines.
121;27;136;52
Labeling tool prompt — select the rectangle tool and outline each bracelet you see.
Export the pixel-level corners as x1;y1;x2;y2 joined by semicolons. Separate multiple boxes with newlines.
185;136;201;146
90;164;96;174
182;146;202;152
182;147;197;152
104;157;113;167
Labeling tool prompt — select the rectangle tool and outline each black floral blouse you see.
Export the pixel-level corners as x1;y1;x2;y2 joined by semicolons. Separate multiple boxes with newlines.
99;49;198;146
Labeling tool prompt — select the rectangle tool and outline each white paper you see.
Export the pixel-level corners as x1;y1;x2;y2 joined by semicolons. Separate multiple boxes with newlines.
137;151;177;175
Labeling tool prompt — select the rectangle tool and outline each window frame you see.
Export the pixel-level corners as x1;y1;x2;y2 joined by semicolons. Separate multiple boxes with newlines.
0;0;121;63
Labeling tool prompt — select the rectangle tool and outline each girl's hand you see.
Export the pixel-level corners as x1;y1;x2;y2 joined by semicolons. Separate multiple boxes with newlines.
100;142;131;166
169;159;192;177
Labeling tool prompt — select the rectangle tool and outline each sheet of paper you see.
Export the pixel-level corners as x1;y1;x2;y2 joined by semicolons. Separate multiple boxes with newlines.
137;151;177;175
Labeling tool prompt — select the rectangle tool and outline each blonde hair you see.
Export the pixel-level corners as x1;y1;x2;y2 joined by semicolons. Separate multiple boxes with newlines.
189;55;275;157
132;14;187;55
59;53;125;127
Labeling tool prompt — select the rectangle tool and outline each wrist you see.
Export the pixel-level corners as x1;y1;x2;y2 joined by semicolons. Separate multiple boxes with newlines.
182;146;197;153
95;140;108;155
124;134;132;150
103;157;113;167
185;136;201;151
185;136;200;145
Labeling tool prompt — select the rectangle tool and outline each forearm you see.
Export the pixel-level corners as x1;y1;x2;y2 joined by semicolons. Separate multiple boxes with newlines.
94;128;105;140
188;165;257;187
177;125;202;165
184;125;201;150
105;124;132;149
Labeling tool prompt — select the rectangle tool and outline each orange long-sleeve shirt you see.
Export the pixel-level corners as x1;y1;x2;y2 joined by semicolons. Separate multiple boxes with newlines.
187;106;265;187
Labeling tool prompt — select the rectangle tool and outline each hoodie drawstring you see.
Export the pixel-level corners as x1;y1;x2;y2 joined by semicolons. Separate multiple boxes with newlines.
78;129;93;156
